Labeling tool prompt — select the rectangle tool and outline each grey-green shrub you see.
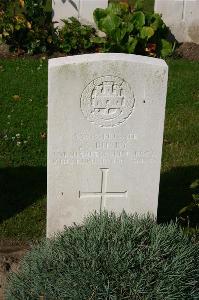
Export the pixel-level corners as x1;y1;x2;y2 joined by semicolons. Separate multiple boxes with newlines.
6;212;199;300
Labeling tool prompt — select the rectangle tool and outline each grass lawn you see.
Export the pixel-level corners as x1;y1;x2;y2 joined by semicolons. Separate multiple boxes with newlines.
0;58;47;239
0;57;198;239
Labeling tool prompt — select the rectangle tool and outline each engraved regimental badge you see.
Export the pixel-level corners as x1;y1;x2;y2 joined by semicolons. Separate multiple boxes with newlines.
80;75;135;127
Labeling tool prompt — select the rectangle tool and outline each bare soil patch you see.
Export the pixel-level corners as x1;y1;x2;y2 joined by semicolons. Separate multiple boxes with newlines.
0;44;16;59
0;43;66;60
1;42;199;61
0;240;31;300
176;42;199;61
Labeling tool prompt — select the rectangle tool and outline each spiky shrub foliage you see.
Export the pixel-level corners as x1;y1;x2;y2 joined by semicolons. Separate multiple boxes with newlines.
6;213;199;299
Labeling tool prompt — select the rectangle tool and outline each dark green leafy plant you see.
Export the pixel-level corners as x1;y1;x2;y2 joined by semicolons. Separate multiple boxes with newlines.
0;1;18;45
93;2;173;57
0;0;58;54
178;179;199;234
6;212;199;299
57;17;97;54
0;0;8;10
1;0;173;57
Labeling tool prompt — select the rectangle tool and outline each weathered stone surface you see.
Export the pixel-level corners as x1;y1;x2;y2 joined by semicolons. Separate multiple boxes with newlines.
155;0;199;44
52;0;108;27
52;0;79;27
47;53;168;236
79;0;107;25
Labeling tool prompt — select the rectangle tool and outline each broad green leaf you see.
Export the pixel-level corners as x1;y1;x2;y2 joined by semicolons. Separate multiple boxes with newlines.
127;36;137;53
192;194;199;202
131;12;145;30
100;15;121;36
150;13;164;31
8;24;14;33
190;179;199;189
106;2;128;15
63;44;71;53
160;39;173;58
91;36;106;44
84;40;92;49
118;2;129;12
15;24;21;31
179;205;194;214
134;0;144;11
111;26;127;43
93;8;107;27
126;21;134;33
140;26;154;39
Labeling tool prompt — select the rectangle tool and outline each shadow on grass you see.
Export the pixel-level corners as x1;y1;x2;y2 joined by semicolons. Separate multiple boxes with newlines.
0;165;198;225
158;165;199;223
0;166;46;222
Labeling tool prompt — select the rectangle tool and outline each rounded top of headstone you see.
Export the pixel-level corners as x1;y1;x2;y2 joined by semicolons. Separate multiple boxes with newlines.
48;53;168;69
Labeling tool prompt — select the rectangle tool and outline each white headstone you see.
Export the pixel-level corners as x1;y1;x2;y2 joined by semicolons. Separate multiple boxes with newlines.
47;53;168;236
155;0;199;44
52;0;108;27
52;0;79;27
79;0;108;25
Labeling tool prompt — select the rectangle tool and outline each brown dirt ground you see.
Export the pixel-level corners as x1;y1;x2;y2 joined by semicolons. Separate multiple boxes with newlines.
175;42;199;61
0;43;65;59
0;44;16;59
0;240;30;300
1;42;199;61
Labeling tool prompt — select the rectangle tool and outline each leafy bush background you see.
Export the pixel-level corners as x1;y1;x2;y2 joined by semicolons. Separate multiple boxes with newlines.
57;17;97;54
93;2;173;57
6;213;199;299
0;0;173;57
0;0;57;54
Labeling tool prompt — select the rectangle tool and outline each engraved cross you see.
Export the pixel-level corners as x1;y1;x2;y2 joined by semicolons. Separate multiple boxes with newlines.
79;168;127;211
